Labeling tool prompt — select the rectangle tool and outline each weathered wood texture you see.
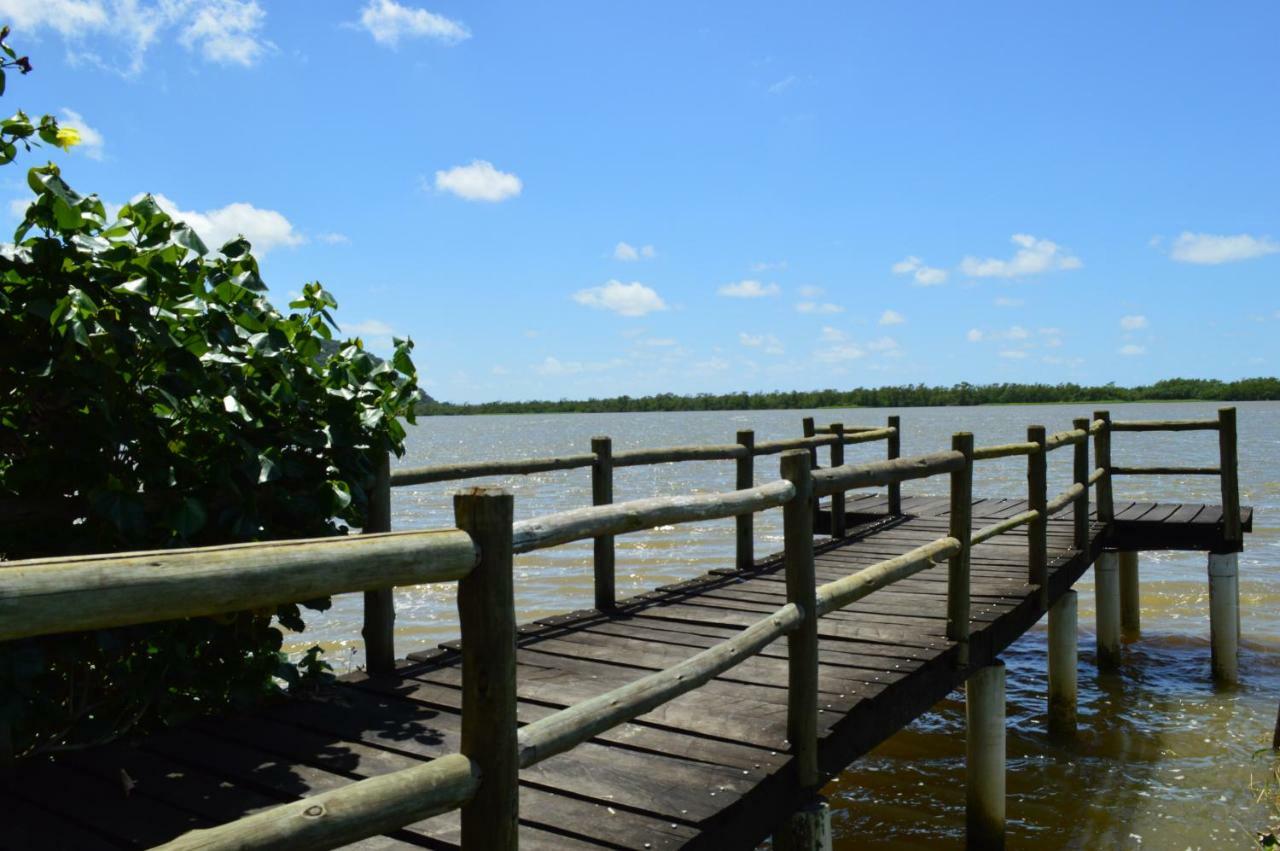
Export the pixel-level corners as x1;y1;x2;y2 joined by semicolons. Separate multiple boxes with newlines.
363;450;396;676
591;436;616;610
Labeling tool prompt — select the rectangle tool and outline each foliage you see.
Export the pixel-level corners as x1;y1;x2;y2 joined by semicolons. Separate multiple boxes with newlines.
417;378;1280;416
0;30;418;758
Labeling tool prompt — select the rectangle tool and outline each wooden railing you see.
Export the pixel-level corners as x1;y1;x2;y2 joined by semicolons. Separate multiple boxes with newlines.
0;407;1243;850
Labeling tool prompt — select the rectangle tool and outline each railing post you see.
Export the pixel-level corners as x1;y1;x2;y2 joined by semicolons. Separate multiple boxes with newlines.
1072;417;1091;553
591;436;615;610
1027;426;1048;610
362;449;395;676
801;417;822;527
886;415;902;516
454;487;519;851
1092;410;1113;526
780;450;819;791
736;429;756;570
829;424;846;538
948;433;974;669
1218;407;1241;547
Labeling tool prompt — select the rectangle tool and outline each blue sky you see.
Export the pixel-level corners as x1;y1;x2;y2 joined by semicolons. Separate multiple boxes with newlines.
5;1;1280;402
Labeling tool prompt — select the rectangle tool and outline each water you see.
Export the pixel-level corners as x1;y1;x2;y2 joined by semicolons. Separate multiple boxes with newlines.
297;401;1280;849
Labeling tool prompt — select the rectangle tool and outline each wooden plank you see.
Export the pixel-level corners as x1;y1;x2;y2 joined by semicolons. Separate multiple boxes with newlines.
1114;501;1159;522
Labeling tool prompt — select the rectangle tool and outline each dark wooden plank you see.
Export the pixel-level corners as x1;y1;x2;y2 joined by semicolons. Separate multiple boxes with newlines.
1114;501;1159;522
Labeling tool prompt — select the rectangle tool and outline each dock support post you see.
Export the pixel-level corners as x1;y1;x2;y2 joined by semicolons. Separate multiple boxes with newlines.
1119;551;1140;635
829;423;846;538
1047;590;1078;738
362;449;395;676
736;429;755;570
1094;551;1121;671
774;798;833;851
966;661;1006;851
1208;552;1239;684
886;415;902;515
455;487;519;851
948;433;974;669
591;436;615;610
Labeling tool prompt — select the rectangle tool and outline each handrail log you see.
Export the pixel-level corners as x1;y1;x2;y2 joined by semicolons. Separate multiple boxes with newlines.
155;753;480;851
391;454;596;486
1045;482;1085;516
1087;467;1107;485
971;510;1040;546
1044;428;1087;451
812;425;882;434
613;444;748;467
516;602;803;768
1088;418;1106;435
810;450;965;498
1110;419;1220;432
0;530;478;642
815;537;960;617
838;426;898;445
1110;466;1221;476
510;480;797;553
972;441;1041;461
753;434;840;455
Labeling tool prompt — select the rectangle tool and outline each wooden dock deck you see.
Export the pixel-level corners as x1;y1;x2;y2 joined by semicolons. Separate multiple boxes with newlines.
3;492;1251;850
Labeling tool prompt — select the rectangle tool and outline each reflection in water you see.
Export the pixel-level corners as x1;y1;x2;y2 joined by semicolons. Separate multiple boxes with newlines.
294;401;1279;849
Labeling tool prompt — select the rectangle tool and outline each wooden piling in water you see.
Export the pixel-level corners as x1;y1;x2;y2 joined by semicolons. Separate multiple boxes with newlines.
362;450;395;676
1094;551;1121;671
829;423;846;538
591;436;615;610
966;661;1006;850
736;429;755;570
773;798;833;851
1208;551;1239;684
1048;590;1078;738
1119;551;1140;635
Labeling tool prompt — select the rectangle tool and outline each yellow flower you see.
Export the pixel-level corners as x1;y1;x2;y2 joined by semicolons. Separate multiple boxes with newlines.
54;126;81;151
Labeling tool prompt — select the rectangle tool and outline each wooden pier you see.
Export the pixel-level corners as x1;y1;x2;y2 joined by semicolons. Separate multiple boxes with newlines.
0;409;1251;850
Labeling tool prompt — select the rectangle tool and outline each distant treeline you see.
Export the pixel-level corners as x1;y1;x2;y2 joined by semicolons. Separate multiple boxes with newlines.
415;377;1280;416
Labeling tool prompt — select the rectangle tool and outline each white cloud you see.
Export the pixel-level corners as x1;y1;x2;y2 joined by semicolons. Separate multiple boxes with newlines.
433;160;522;202
718;279;779;298
820;326;846;342
639;337;677;347
796;301;843;314
797;285;824;298
1120;314;1148;330
891;256;948;286
999;350;1027;359
535;356;625;376
1169;232;1280;265
614;241;655;261
815;343;864;363
966;329;983;342
879;309;905;326
960;234;1081;278
993;296;1024;308
140;193;303;254
968;325;1031;343
767;75;797;94
317;232;351;245
58;108;104;159
866;336;899;353
572;280;667;317
4;0;272;73
739;332;784;355
753;260;788;272
1119;344;1146;356
358;0;470;46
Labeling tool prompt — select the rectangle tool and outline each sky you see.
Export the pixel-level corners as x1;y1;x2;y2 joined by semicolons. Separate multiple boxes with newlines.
4;1;1279;403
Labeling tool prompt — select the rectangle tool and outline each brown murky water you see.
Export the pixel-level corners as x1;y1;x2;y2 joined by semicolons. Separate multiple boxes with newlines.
296;402;1280;849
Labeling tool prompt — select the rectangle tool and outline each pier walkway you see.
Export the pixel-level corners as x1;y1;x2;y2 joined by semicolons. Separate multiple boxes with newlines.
0;411;1251;850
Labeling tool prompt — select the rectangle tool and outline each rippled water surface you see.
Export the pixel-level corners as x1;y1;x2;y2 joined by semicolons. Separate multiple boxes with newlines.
299;402;1280;849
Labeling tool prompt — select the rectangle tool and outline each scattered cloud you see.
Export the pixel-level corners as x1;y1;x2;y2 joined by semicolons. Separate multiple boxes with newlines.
891;256;948;286
797;285;824;298
357;0;470;46
966;329;983;342
1120;314;1148;330
820;326;846;342
993;296;1024;308
767;75;797;94
432;160;522;202
1119;344;1146;356
572;280;667;317
614;241;655;261
752;260;788;273
999;350;1028;359
180;0;270;66
739;332;785;355
1169;232;1280;265
536;356;625;376
58;108;104;159
960;234;1081;278
878;309;905;326
317;232;351;244
638;337;677;347
796;301;843;314
718;279;779;298
815;342;864;363
967;325;1031;343
865;336;899;354
139;193;303;254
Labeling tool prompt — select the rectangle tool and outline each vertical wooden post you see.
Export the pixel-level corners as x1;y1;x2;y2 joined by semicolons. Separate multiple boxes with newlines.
1094;551;1121;671
1119;551;1140;635
1272;700;1280;750
1208;552;1239;684
1072;417;1090;553
362;450;395;676
774;799;833;851
454;487;518;851
948;433;974;669
1218;407;1241;547
801;417;822;527
591;436;615;611
1027;426;1048;609
1047;589;1078;738
780;450;819;792
736;429;756;571
886;415;902;516
829;424;846;538
966;661;1006;850
1092;410;1113;526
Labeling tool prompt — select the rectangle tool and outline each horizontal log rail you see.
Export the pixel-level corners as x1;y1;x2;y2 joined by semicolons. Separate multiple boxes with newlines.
1110;418;1220;431
0;530;478;642
516;602;802;768
510;480;797;553
1045;482;1085;517
392;454;596;486
1111;465;1221;476
810;450;965;498
1087;466;1107;485
753;434;840;454
971;510;1039;546
613;444;747;466
157;753;481;851
1044;428;1087;451
972;441;1040;461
